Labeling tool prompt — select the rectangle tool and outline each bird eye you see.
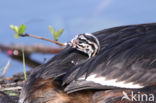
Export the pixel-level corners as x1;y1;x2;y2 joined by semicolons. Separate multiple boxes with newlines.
74;40;78;45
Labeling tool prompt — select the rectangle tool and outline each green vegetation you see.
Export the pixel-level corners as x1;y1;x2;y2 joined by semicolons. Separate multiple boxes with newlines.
49;25;64;41
22;50;27;80
10;24;26;38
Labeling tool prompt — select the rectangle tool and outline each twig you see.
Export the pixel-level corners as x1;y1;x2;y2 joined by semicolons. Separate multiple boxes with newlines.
0;44;63;54
0;44;64;68
21;34;65;46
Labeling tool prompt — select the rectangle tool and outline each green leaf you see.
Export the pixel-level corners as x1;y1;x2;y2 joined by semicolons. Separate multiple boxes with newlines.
18;24;26;35
10;25;18;33
10;25;20;38
14;32;20;38
49;25;56;35
55;29;64;40
14;26;19;32
49;25;64;40
10;24;27;39
10;25;15;31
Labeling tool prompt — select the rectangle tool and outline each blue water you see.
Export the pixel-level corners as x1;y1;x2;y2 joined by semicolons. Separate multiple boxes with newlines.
0;0;156;77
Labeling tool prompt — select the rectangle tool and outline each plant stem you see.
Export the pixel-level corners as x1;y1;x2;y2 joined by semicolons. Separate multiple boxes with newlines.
21;34;65;46
22;50;27;80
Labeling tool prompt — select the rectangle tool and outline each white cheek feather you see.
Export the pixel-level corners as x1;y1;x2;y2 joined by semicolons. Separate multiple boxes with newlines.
79;74;144;89
79;43;87;47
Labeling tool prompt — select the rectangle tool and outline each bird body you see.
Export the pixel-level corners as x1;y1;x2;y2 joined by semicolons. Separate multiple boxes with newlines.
63;23;156;93
19;23;156;103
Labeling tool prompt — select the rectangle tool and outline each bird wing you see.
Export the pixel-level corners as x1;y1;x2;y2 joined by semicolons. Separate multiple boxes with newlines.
36;47;88;80
63;24;156;93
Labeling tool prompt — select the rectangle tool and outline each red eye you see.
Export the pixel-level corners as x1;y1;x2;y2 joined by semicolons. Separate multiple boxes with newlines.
73;40;78;45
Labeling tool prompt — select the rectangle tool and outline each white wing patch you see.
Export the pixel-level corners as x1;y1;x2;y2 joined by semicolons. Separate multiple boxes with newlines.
79;74;144;89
